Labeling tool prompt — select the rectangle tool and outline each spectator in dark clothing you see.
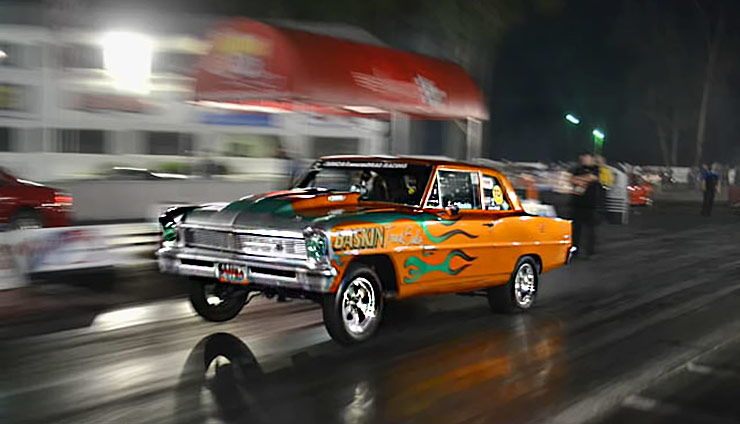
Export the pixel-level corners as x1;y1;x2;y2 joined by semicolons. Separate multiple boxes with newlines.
701;164;719;217
570;152;601;258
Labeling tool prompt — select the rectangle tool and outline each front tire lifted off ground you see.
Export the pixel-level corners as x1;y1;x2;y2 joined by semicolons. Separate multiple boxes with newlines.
190;279;249;322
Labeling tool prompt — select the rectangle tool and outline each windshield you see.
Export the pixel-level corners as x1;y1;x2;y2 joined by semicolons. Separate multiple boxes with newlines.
295;160;433;206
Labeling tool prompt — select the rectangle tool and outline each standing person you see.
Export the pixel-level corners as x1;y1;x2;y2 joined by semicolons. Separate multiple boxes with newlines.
700;164;719;217
570;152;600;258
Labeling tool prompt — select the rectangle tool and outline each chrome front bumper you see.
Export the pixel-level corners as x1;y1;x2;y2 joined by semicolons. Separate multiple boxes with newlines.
157;245;337;293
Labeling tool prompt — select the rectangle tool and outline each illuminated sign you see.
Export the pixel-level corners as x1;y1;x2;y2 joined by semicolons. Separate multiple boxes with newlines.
332;227;385;251
212;32;271;56
210;31;278;81
201;113;273;126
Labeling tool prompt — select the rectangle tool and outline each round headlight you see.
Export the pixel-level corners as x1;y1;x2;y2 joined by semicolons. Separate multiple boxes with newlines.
306;232;328;262
162;222;177;243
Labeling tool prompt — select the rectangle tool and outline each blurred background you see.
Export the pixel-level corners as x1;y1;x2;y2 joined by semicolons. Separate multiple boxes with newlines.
2;0;739;290
0;0;738;224
1;2;740;424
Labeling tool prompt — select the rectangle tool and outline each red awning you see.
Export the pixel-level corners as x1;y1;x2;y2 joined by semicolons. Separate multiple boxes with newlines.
195;18;488;120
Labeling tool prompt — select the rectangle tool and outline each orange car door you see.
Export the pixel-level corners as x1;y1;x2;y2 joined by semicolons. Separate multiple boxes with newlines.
478;173;524;281
399;169;492;296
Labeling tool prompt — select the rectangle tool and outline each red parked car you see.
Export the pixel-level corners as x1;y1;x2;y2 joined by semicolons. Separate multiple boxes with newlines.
628;174;653;206
0;169;72;230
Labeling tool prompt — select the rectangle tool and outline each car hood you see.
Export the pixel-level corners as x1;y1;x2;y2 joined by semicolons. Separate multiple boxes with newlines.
182;189;424;232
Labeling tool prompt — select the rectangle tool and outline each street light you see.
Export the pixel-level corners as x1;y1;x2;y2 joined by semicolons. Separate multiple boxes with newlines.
592;129;605;154
565;113;581;125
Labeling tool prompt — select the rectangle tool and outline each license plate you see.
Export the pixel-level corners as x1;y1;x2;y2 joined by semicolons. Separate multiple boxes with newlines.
217;264;248;284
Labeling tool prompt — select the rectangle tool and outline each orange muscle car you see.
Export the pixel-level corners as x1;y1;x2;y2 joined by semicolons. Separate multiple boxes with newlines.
157;156;574;344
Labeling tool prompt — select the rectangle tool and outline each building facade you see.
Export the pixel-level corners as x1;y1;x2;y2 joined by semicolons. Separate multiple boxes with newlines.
0;16;388;182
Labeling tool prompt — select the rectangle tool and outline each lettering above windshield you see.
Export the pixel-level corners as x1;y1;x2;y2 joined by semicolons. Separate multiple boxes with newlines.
322;161;408;169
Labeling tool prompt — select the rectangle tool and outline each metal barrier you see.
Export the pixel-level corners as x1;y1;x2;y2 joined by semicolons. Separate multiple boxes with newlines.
87;223;161;263
0;223;161;290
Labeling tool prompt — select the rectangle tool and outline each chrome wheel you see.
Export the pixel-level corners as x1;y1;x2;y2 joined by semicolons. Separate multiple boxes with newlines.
513;263;536;308
341;277;377;335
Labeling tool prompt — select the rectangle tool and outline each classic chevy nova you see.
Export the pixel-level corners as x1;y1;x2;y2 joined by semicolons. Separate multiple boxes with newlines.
157;156;574;344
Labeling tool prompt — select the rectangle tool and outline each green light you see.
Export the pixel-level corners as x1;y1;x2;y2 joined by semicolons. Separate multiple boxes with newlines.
565;114;581;125
306;233;327;262
592;129;605;141
162;222;177;242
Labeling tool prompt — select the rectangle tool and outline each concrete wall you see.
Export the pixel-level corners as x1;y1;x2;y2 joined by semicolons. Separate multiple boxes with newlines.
0;153;292;182
56;178;288;222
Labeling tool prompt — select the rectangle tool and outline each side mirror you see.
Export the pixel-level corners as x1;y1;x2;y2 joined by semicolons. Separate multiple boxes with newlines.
444;204;460;216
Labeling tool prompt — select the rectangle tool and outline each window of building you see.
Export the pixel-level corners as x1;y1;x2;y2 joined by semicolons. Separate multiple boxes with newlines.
0;127;12;151
0;42;23;67
58;129;108;153
61;44;103;69
437;170;481;210
0;84;25;111
224;134;280;157
144;132;193;155
311;137;359;158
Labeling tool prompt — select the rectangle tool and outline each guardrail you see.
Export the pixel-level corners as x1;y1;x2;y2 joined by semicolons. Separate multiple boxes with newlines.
91;223;161;264
0;223;162;290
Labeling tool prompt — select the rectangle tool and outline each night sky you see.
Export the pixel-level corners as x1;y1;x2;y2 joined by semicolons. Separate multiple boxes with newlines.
489;0;739;166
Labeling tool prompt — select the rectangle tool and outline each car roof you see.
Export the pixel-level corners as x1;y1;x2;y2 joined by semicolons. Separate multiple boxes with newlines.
318;155;505;174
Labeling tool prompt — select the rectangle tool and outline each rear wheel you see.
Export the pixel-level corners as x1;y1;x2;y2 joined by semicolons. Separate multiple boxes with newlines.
322;264;384;345
190;280;249;322
488;257;539;313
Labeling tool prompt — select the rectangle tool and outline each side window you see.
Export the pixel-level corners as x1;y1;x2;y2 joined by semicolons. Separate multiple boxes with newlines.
482;175;511;211
438;170;481;210
426;177;440;208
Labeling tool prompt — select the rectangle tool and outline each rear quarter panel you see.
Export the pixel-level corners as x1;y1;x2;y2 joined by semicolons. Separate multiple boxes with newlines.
491;215;572;273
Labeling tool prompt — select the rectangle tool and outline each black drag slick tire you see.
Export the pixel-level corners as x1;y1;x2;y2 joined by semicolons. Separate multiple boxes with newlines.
322;264;384;345
190;279;248;322
488;257;539;313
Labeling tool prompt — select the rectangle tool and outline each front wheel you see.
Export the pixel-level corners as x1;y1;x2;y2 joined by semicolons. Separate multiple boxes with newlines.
190;280;249;322
488;257;539;313
322;264;384;345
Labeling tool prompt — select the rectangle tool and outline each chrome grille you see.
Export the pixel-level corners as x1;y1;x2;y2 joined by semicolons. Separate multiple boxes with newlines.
184;228;306;258
184;228;237;251
238;234;307;258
